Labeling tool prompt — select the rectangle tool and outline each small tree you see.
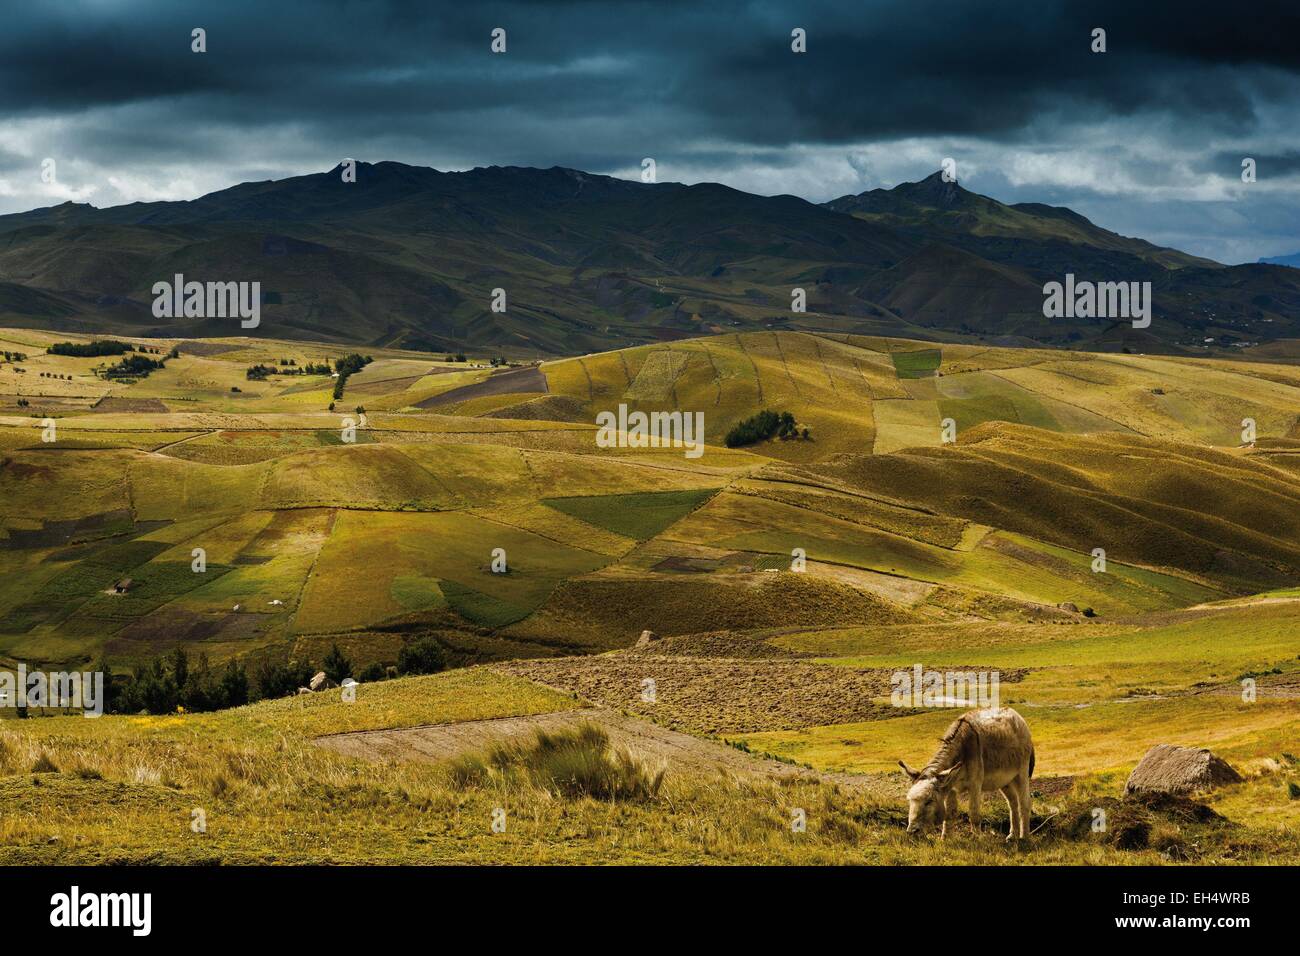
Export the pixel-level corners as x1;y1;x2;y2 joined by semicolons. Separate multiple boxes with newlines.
322;644;353;684
182;653;217;712
170;646;190;691
218;660;249;708
92;655;117;714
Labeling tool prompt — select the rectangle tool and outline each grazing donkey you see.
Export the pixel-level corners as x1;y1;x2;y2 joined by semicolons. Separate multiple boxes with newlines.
898;707;1035;839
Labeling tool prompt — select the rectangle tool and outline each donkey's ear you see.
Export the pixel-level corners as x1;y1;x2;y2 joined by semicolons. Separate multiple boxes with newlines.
898;760;921;781
934;762;963;787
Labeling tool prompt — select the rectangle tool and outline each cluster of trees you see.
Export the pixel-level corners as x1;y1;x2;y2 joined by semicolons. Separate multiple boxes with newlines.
102;354;166;380
724;409;807;447
48;340;132;357
39;372;72;380
2;350;28;362
102;636;447;715
251;645;356;699
332;353;373;399
443;354;468;363
111;649;250;715
247;358;333;380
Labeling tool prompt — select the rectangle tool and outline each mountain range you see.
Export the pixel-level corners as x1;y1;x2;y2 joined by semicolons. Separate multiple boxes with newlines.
1;162;1297;356
1260;251;1300;269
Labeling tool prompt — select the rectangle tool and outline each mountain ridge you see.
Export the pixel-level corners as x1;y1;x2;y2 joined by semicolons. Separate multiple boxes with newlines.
0;162;1296;356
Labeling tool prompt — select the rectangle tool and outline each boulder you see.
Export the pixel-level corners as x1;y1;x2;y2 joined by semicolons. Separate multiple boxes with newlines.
1057;601;1080;613
635;629;658;648
308;671;331;692
1125;744;1244;796
296;687;313;696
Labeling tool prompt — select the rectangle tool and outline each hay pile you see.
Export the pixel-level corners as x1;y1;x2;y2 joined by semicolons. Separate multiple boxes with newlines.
1125;744;1244;796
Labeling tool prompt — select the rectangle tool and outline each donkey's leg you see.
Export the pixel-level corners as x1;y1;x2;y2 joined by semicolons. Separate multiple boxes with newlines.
941;790;959;839
967;773;984;833
1018;773;1033;839
1001;785;1019;841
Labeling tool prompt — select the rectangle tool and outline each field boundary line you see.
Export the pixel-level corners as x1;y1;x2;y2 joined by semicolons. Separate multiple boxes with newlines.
809;333;839;394
734;334;763;402
697;341;723;405
771;331;801;395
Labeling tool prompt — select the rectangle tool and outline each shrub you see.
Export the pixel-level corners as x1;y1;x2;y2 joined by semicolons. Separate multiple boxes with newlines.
397;636;446;676
357;662;387;683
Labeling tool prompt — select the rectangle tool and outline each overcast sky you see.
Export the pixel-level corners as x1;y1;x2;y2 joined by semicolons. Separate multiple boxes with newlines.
1;0;1297;263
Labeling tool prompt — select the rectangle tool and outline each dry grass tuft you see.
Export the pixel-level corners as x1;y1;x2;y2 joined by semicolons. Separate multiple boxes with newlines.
448;722;665;801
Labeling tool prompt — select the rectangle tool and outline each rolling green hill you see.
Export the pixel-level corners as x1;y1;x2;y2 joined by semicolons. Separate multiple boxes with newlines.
2;326;1297;670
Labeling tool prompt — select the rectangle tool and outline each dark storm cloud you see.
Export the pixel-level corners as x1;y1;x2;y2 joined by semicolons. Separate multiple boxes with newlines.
4;1;1296;141
0;0;1298;261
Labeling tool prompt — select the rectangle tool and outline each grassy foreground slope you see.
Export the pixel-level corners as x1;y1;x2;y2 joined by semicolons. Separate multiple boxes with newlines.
4;657;1297;865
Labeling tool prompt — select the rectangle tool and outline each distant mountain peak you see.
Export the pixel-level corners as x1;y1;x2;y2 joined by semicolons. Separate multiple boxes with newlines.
898;170;971;208
823;170;1219;271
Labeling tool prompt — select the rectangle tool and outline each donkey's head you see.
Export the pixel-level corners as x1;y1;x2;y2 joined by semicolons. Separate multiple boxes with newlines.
898;760;962;834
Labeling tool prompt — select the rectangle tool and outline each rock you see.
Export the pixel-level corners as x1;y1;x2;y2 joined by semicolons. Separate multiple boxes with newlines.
635;630;658;647
1125;744;1244;796
1056;601;1080;613
309;671;331;692
296;687;312;696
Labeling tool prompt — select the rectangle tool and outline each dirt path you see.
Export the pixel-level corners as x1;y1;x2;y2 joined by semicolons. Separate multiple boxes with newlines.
152;430;215;453
313;706;877;791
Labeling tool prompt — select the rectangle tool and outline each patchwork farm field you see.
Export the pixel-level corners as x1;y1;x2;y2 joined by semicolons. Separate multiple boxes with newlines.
1;327;1298;864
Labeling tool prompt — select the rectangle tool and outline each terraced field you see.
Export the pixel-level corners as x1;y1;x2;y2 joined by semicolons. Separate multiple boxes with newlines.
1;327;1298;864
